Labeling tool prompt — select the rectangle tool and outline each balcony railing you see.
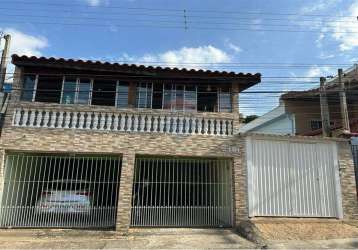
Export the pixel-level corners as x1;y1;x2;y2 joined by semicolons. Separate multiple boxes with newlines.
12;107;234;136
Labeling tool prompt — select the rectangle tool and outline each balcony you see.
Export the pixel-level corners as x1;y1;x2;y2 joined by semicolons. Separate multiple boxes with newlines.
12;104;235;136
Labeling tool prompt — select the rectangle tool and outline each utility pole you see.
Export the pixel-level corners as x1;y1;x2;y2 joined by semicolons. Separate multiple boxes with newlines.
338;68;350;133
0;34;11;91
319;77;332;137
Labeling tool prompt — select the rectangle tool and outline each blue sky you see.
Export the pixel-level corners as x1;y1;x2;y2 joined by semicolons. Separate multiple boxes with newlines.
1;0;358;115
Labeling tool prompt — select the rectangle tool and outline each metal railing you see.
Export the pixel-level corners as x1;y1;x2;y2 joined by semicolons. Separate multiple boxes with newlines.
12;107;234;136
0;154;122;229
130;157;233;227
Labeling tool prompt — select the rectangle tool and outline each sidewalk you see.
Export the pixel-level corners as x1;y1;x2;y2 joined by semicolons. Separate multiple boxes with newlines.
0;228;257;249
267;238;358;249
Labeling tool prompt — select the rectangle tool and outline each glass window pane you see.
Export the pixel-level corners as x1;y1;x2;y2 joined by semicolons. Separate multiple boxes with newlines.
152;83;163;109
147;84;152;108
22;75;36;101
136;83;152;108
117;82;129;108
92;79;116;106
77;79;91;104
219;91;232;112
62;78;76;104
174;85;184;111
35;75;63;103
163;84;172;110
184;85;196;111
197;85;217;112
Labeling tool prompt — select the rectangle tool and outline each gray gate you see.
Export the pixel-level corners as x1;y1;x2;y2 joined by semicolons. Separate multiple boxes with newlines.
0;153;121;228
130;157;232;227
246;137;343;218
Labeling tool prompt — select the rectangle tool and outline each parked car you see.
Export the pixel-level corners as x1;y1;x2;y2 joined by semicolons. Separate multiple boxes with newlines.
35;179;92;214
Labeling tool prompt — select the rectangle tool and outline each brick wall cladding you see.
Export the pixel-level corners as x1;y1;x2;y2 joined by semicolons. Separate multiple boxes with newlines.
337;140;358;219
0;66;357;234
0;66;248;234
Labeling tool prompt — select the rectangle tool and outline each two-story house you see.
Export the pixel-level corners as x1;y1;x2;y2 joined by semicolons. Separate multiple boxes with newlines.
0;55;261;232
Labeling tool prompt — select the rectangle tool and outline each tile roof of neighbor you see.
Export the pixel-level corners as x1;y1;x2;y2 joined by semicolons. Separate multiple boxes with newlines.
12;54;261;81
281;64;358;100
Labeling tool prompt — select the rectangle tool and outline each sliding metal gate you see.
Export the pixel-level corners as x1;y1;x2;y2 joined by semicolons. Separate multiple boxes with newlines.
0;153;121;228
131;157;232;227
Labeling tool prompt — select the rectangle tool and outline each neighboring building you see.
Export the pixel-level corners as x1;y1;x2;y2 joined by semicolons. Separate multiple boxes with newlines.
239;103;295;135
0;54;261;232
240;65;358;136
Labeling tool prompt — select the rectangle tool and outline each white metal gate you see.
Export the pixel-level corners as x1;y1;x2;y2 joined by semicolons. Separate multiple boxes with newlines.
0;153;122;228
131;157;233;227
246;137;343;218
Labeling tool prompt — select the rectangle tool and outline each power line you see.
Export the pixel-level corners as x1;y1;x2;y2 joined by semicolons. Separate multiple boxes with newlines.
3;18;358;34
1;7;357;25
2;0;357;18
3;13;358;31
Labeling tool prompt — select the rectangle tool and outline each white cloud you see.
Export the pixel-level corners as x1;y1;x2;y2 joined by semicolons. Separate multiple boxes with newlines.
224;40;242;53
1;28;48;57
315;33;325;48
306;65;335;78
118;45;232;69
330;0;358;51
83;0;102;6
301;0;341;14
318;52;335;59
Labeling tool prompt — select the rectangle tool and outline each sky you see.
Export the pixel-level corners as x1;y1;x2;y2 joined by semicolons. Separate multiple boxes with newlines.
1;0;358;115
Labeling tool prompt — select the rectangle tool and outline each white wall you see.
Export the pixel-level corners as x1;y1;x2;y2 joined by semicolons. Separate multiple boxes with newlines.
253;115;295;135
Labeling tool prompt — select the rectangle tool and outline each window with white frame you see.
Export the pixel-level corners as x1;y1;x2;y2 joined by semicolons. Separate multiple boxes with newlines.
218;87;232;112
61;77;92;105
184;85;197;111
116;82;129;108
22;75;37;101
161;84;197;111
77;79;92;105
136;83;153;108
61;77;77;104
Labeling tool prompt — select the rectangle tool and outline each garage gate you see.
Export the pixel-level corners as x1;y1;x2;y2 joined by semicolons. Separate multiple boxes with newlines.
246;137;343;218
0;153;121;229
131;157;233;227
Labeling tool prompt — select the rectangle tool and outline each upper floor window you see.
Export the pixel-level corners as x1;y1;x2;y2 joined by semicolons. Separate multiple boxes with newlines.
22;75;36;101
77;79;92;105
197;85;217;112
310;120;335;131
116;82;129;108
92;79;116;106
136;83;152;108
21;74;232;113
35;75;63;103
61;77;77;104
218;87;232;112
61;77;92;105
162;84;197;111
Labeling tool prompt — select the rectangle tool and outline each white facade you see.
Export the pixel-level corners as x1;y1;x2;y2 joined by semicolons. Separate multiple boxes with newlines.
239;104;295;135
